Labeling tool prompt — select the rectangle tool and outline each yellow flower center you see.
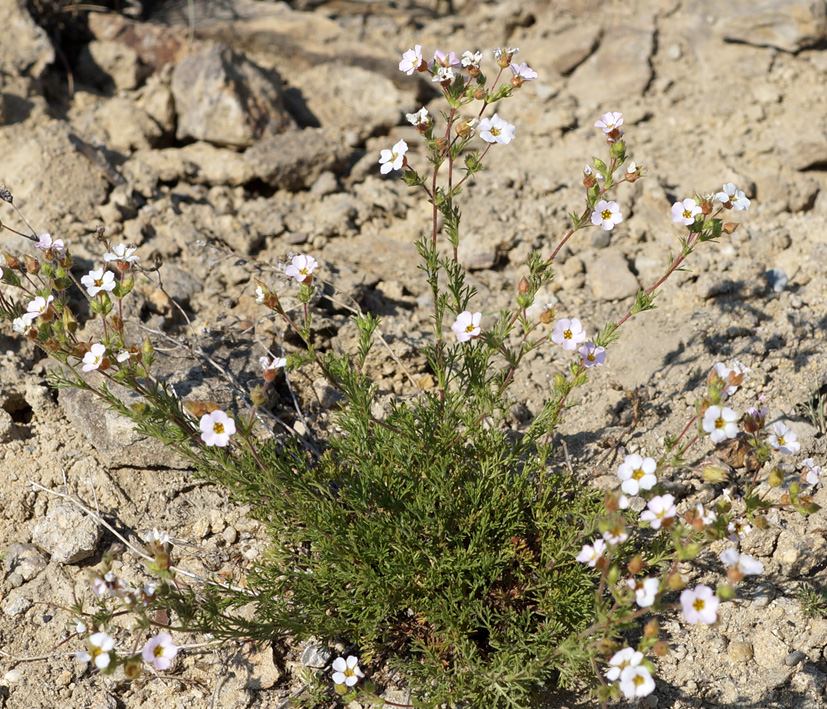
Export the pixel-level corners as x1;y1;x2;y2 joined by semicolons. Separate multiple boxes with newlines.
693;598;705;611
465;324;476;333
715;416;724;429
777;435;786;446
602;209;612;220
563;329;573;340
95;277;104;287
213;422;225;435
345;667;355;678
632;468;644;480
587;352;596;362
633;674;645;688
490;127;501;136
154;645;165;658
683;209;693;220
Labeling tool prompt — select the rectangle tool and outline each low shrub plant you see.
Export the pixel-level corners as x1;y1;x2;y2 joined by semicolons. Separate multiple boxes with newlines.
0;45;822;708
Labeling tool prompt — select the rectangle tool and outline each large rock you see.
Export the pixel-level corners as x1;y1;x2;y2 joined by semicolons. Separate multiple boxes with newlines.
289;63;407;142
585;248;640;301
88;12;184;73
713;0;827;53
172;43;294;147
31;504;102;564
0;0;54;79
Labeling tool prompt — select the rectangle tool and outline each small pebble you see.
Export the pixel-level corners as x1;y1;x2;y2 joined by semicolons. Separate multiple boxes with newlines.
728;640;754;662
4;669;22;683
751;582;776;608
785;650;806;666
301;644;331;668
766;268;788;293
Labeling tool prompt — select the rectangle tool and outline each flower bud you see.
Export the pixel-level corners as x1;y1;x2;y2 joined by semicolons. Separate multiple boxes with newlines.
768;468;784;487
3;253;19;269
435;137;449;152
518;275;530;294
727;567;745;583
455;118;478;138
627;555;644;575
583;173;597;189
251;386;268;406
510;76;524;88
59;251;73;269
702;464;728;483
644;619;660;638
63;307;78;335
473;87;486;101
723;222;739;235
109;315;124;334
653;641;670;657
717;583;735;601
24;255;39;274
540;305;555;325
668;573;685;592
142;337;154;356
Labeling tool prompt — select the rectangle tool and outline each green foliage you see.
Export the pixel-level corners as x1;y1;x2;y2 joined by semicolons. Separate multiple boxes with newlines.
796;583;827;618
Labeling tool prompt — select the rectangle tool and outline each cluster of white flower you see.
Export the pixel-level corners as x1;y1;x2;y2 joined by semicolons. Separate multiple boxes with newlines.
76;630;178;672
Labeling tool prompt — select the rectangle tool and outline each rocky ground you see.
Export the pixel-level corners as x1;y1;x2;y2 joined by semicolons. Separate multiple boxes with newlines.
0;0;827;706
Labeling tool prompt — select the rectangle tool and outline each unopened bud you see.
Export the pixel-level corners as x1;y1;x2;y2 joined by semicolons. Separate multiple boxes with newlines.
63;307;78;334
702;465;729;483
473;87;486;101
768;468;784;487
142;337;154;356
668;573;685;592
251;386;268;407
3;253;19;269
518;276;530;294
109;315;124;333
627;555;644;575
455;118;478;138
644;619;660;638
434;137;448;152
723;222;739;235
540;305;555;325
24;255;39;274
653;641;670;657
583;173;597;189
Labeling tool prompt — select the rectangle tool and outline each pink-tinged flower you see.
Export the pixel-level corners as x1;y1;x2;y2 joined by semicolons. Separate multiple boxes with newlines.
680;585;719;625
579;342;606;368
142;632;178;671
575;538;606;567
702;405;739;443
199;410;236;447
81;268;116;297
715;183;750;211
627;577;660;608
671;198;702;226
478;113;515;145
399;45;423;75
406;107;429;127
285;254;318;284
332;655;365;687
551;317;586;351
104;243;139;264
509;62;537;81
802;458;824;486
595;111;623;134
76;631;116;669
461;50;482;68
432;49;460;68
82;343;107;372
640;494;677;530
452;311;482;342
378;139;408;174
606;647;642;681
619;664;655;699
591;200;623;230
35;233;65;252
432;66;455;83
616;454;657;496
26;294;54;320
260;356;286;371
92;576;108;597
767;421;800;455
720;547;764;576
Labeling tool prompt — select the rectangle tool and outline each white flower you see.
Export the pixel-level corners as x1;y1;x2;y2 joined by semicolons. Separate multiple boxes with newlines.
702;405;739;443
767;421;800;455
626;161;638;174
583;165;593;176
579;341;606;368
255;285;266;303
478;113;516;145
551;317;586;351
617;493;631;510
627;577;660;608
406;107;429;127
91;576;108;598
285;254;318;284
728;517;752;540
803;458;824;486
509;62;537;81
461;50;482;68
75;621;87;635
81;268;116;297
595;111;623;134
720;547;764;576
715;183;750;210
116;349;138;363
713;360;749;398
694;502;717;526
602;519;628;546
260;356;287;371
147;528;170;545
199;410;236;447
619;664;656;699
77;631;116;670
680;585;719;625
575;538;606;567
606;647;642;681
12;315;34;333
671;198;702;226
35;233;65;252
82;343;107;372
452;311;482;342
640;494;677;530
378;139;409;174
433;66;455;83
399;45;423;75
104;243;139;264
332;655;365;687
590;200;623;230
142;632;178;671
616;454;657;496
26;294;54;320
